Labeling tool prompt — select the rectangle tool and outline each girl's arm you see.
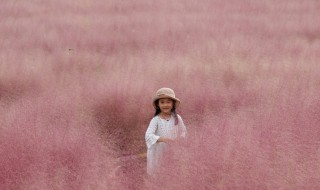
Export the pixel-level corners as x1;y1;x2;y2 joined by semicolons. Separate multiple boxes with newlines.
145;118;161;148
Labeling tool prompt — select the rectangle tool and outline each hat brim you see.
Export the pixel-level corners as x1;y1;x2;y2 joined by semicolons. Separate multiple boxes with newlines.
152;95;180;108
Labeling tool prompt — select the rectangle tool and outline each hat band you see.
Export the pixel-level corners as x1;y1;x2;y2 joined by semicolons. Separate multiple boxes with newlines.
157;94;175;99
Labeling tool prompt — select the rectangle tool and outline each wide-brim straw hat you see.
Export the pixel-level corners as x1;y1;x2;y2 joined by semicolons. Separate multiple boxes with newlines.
152;87;180;108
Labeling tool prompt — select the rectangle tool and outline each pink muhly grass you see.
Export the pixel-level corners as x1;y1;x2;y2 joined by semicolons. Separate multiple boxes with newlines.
0;90;124;189
1;0;320;189
144;75;320;189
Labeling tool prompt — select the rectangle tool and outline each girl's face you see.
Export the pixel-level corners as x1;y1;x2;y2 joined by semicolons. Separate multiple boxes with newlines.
158;98;174;115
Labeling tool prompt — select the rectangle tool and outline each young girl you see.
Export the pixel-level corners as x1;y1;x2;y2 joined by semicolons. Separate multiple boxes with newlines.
145;87;187;175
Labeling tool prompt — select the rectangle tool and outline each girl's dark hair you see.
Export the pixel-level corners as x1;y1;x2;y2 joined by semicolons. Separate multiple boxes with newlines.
154;99;179;125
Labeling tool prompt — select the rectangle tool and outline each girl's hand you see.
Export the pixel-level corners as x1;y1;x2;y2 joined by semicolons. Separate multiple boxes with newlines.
157;137;174;144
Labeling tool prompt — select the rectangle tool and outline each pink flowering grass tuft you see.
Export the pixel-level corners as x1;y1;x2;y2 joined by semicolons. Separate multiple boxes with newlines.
0;90;125;189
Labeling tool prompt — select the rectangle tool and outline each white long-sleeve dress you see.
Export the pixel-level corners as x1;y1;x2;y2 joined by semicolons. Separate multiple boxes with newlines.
145;114;187;175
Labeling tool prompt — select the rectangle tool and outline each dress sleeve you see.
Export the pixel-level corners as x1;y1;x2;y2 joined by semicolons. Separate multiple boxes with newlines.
178;115;187;138
145;117;160;149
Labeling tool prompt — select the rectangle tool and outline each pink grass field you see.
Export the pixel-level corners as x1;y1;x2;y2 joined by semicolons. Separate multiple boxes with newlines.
1;0;320;189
